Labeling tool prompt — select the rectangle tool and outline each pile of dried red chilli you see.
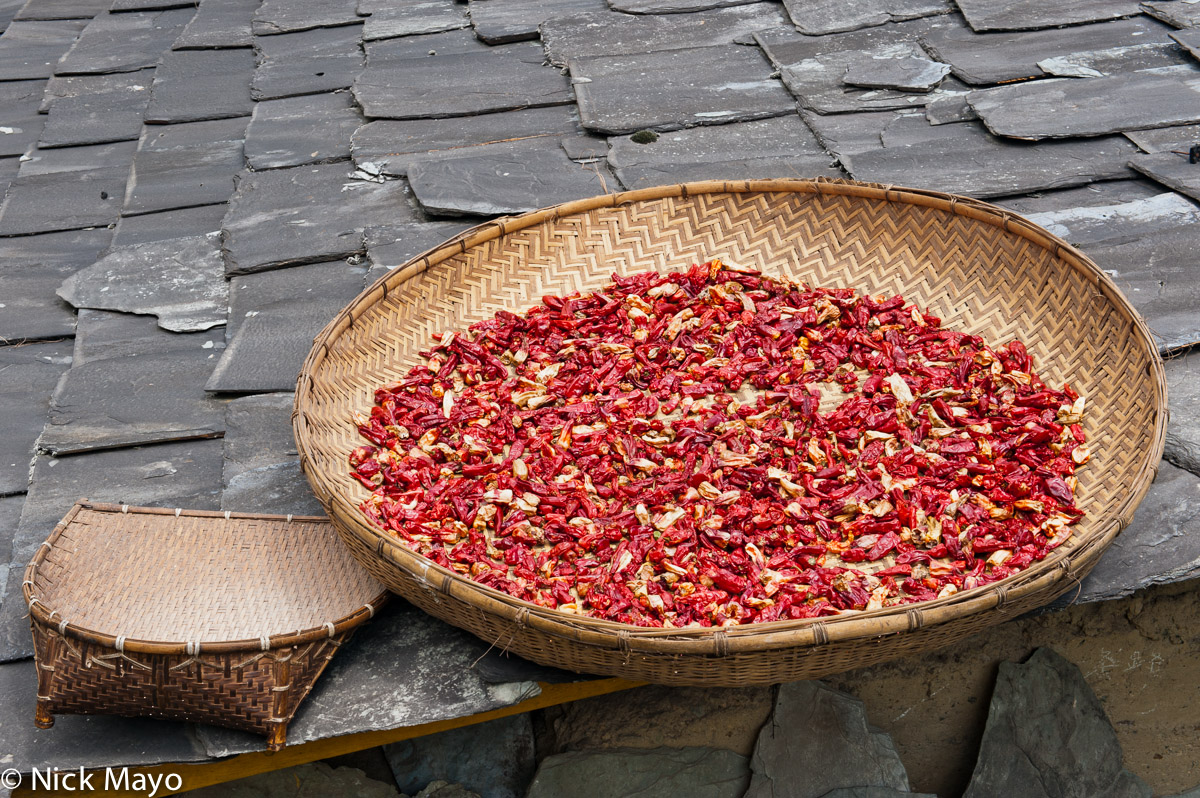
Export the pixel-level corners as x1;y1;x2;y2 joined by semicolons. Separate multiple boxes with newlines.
351;260;1088;628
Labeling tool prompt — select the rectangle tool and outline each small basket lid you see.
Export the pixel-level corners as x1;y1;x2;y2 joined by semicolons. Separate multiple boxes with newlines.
24;501;388;654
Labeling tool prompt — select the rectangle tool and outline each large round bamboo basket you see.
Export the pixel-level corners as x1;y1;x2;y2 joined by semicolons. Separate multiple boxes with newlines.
294;179;1166;686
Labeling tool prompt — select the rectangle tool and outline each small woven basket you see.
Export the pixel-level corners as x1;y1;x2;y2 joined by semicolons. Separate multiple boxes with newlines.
294;179;1166;686
23;501;388;750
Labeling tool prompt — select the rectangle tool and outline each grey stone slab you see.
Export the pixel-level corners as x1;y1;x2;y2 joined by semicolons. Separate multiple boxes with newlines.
541;4;789;67
54;9;195;75
609;0;762;12
0;19;86;81
608;114;836;189
955;0;1143;32
13;0;108;20
835;114;1138;199
364;26;487;61
251;23;364;101
207;259;367;391
363;220;474;284
144;47;255;123
920;17;1188;85
0;0;19;30
1069;462;1200;603
800;108;890;154
923;90;975;124
189;763;404;798
745;681;910;798
991;179;1164;214
354;41;573;120
124;116;248;215
0;495;24;563
252;0;358;35
783;0;950;35
0;229;111;343
0;341;72;495
195;601;542;756
57;233;227;332
39;66;153;110
561;135;607;161
111;202;228;245
1020;191;1200;352
407;137;614;217
843;56;949;91
571;44;794;135
970;66;1200;140
173;0;257;48
0;438;223;661
38;72;152;147
1166;350;1200;476
1124;123;1200;152
245;91;362;170
383;714;535;798
1174;27;1200;60
109;0;197;9
0;660;210;771
221;392;322;515
527;748;750;798
1143;0;1200;29
469;649;580;685
15;138;136;175
38;310;227;456
468;0;605;44
0;164;128;234
0;156;16;202
755;17;974;114
963;648;1152;798
352;105;583;177
221;163;417;275
361;0;469;42
0;80;47;157
1130;151;1200;202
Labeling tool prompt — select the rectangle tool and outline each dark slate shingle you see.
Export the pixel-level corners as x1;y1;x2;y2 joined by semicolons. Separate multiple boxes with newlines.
144;47;256;123
243;91;363;170
220;162;418;275
172;0;257;48
353;40;573;120
0;19;87;81
251;23;364;101
54;8;196;75
124;116;249;216
38;70;153;147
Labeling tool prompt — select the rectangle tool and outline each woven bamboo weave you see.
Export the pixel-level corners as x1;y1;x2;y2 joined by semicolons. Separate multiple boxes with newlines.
294;179;1166;686
24;501;388;749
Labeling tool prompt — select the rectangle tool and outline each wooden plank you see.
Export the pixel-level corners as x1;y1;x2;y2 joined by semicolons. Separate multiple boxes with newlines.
11;678;643;797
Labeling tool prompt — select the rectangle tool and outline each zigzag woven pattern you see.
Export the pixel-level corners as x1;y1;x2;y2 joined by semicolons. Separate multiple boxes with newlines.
295;180;1165;685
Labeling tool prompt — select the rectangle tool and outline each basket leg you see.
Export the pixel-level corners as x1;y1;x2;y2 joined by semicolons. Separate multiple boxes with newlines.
266;721;287;752
35;699;55;729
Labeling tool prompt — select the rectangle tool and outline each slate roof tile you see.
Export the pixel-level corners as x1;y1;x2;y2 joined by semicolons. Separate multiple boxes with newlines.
172;0;257;48
55;9;195;75
123;116;248;215
144;47;256;122
0;19;87;80
251;22;364;101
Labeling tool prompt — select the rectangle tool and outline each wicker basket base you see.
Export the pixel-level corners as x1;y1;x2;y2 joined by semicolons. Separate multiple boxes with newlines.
25;501;388;750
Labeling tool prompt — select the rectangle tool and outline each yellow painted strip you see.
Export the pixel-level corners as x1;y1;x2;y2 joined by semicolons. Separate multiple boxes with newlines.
13;678;643;797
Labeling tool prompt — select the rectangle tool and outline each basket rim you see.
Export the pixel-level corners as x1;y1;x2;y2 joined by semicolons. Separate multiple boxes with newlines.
293;177;1167;654
22;500;390;656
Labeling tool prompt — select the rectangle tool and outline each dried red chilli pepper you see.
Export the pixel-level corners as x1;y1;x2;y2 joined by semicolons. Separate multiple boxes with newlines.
351;260;1088;628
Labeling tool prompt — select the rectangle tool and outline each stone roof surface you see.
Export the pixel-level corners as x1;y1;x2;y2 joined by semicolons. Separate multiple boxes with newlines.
1;0;1199;772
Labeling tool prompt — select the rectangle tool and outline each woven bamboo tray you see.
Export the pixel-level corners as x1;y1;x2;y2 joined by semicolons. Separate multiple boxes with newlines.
293;178;1166;686
23;501;388;749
